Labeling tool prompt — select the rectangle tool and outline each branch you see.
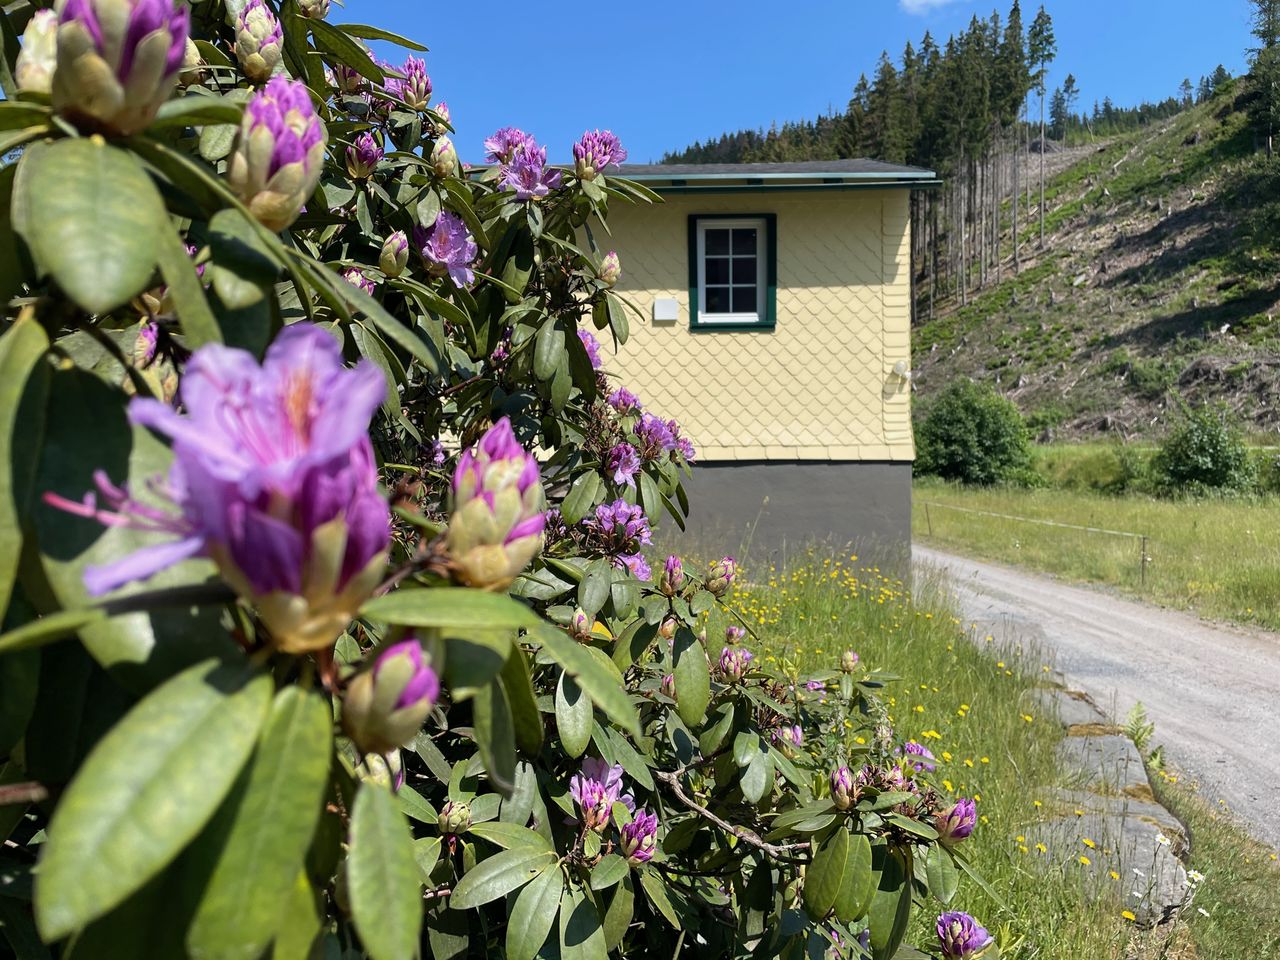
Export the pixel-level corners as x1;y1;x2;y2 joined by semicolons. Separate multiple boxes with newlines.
652;769;810;863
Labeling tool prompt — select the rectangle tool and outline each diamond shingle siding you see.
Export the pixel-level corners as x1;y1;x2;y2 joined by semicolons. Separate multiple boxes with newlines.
601;191;915;462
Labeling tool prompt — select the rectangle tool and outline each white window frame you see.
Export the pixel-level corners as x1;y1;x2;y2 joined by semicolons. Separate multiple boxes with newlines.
695;217;768;327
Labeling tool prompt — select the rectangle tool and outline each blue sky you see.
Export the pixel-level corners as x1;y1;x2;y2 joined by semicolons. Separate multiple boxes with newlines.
351;0;1254;164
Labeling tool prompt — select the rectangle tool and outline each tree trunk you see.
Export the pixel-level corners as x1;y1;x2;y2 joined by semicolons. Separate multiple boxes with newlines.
1039;87;1047;247
1012;112;1020;274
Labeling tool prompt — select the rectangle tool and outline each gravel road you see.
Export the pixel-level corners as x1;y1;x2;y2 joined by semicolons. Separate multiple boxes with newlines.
914;544;1280;852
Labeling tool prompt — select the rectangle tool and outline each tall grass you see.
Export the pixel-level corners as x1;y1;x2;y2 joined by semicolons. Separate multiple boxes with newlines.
913;478;1280;629
718;549;1153;959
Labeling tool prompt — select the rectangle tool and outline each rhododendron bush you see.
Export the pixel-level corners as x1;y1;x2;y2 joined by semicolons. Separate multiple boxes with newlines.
0;2;998;958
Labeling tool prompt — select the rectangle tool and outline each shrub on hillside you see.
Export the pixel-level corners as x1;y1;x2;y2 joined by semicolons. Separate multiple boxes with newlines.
916;379;1032;485
1152;404;1257;493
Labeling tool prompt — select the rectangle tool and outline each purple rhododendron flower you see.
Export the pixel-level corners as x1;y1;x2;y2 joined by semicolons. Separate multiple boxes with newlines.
899;741;937;773
937;798;978;844
608;387;641;414
429;439;447;466
572;129;628;181
617;552;651;581
414;211;478;287
483;126;536;164
578;329;603;369
804;679;826;692
606;443;640;487
399;55;431;110
500;141;562;200
725;625;746;644
590;499;652;551
374;639;441;711
569;757;626;833
634;413;676;460
831;766;856;809
659;554;684;596
46;325;390;650
342;267;376;295
718;645;753;683
346;131;383;178
937;912;994;959
620;808;658;864
775;724;803;749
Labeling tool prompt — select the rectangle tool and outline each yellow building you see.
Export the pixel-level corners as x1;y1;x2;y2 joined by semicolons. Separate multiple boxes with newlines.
604;160;938;559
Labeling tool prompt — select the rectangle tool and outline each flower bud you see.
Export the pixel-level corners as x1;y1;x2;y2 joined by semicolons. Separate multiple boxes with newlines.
935;798;977;845
775;724;803;758
52;0;190;135
659;555;684;597
717;645;753;683
937;912;994;959
569;607;592;641
357;749;404;790
830;766;856;810
899;741;936;773
447;418;546;591
660;673;676;699
346;131;383;179
598;251;622;287
177;36;205;85
430;136;458;178
342;267;376;296
298;0;329;18
840;649;860;673
234;0;282;83
342;639;440;755
429;100;451;135
725;625;746;645
619;809;658;865
15;10;57;94
399;55;431;110
658;617;677;643
438;800;472;836
332;62;364;94
227;77;327;232
379;230;409;277
705;556;737;598
572;129;627;181
133;319;159;369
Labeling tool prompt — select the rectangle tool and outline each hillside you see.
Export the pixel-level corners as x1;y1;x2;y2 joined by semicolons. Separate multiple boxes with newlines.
911;80;1280;440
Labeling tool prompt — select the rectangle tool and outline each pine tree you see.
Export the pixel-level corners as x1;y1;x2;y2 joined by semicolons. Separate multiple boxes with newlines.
1061;73;1079;139
1049;87;1068;139
1180;78;1194;105
1027;4;1056;247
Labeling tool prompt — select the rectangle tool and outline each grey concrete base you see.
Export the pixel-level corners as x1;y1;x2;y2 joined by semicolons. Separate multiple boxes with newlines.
666;461;912;570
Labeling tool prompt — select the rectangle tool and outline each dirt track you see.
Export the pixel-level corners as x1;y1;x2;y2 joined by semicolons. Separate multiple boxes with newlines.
914;543;1280;852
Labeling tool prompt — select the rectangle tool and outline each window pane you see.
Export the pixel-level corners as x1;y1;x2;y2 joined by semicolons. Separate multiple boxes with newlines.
705;229;730;255
732;286;757;314
732;257;757;285
705;257;730;284
704;286;730;313
732;228;757;256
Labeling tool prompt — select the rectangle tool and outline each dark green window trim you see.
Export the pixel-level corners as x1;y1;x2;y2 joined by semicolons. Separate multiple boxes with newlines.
688;213;777;332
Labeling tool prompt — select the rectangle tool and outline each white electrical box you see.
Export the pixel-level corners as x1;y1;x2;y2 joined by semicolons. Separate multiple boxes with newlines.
653;298;679;323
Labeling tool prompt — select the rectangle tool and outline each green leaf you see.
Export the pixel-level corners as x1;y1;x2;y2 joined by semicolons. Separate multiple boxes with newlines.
413;837;442;881
0;101;51;131
672;629;709;727
560;471;601;526
34;660;272;941
348;783;422;960
0;318;49;619
309;19;386;83
532;624;639;737
207;206;280;312
576;558;612;620
533;319;562;382
271;871;322;960
449;846;556;910
362;587;537;630
555;670;592;759
341;23;429;50
925;844;960;905
866;843;913;960
832;833;874;922
150;95;243;130
803;826;849;921
156;226;221;348
739;750;773;805
466;821;552;851
473;678;516;796
187;687;331;960
505;864;563;960
559;883;606;960
601;873;634;951
499;644;543;756
637;868;680;928
13;139;166;314
589;854;628;891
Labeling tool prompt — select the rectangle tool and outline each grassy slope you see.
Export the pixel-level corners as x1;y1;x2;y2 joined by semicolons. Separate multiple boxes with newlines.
723;553;1176;959
913;80;1280;440
911;477;1280;629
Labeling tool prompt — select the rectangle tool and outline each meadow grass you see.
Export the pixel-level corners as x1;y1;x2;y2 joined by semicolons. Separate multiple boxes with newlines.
912;478;1280;630
715;549;1161;959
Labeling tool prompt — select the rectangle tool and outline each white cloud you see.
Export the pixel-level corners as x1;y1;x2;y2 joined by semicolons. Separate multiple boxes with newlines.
900;0;963;13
